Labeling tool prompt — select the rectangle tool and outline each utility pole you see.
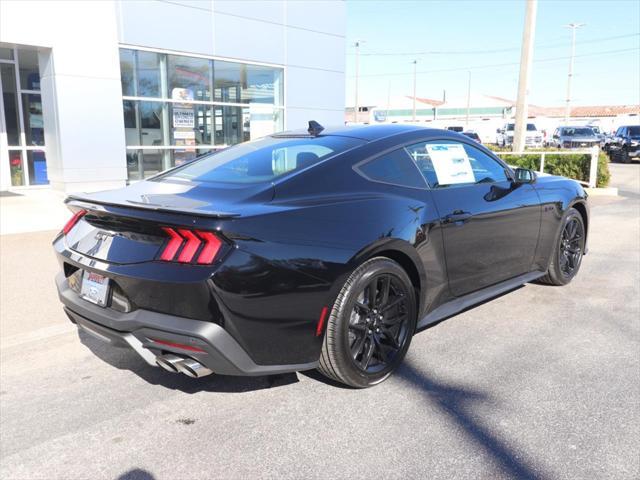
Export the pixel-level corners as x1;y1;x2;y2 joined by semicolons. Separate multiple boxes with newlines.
354;41;361;124
412;60;417;122
513;0;538;152
564;23;585;124
465;70;471;129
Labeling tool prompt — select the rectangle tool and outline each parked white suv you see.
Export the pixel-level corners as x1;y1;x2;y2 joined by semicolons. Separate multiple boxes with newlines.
496;123;543;148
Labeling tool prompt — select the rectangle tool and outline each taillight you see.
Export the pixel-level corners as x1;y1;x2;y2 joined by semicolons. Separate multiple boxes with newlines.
158;227;223;264
62;210;87;235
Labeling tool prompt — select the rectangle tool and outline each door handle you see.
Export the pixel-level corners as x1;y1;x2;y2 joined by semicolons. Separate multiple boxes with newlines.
443;210;472;224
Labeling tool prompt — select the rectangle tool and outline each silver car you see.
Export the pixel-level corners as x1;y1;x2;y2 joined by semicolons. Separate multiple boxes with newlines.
549;126;600;149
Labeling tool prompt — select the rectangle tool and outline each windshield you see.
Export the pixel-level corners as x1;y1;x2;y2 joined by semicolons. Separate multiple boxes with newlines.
628;126;640;137
506;124;536;131
563;127;595;136
156;136;365;184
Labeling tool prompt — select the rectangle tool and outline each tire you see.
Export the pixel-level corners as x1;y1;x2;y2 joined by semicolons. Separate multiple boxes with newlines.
620;147;630;164
318;257;417;388
538;208;586;286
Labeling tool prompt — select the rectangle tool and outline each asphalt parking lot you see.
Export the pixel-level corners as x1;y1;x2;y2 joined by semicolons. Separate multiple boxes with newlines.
1;164;638;480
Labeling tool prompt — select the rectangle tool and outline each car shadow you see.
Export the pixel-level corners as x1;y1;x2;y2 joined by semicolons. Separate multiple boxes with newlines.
78;330;299;394
397;360;550;480
116;469;156;480
305;354;550;479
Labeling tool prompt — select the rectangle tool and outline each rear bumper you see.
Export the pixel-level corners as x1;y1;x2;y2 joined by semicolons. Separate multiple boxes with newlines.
56;273;318;376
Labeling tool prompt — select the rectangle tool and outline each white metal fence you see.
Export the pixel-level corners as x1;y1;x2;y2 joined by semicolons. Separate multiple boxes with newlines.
493;146;600;188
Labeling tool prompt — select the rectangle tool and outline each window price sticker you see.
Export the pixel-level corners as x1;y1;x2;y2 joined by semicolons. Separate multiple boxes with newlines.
426;144;475;185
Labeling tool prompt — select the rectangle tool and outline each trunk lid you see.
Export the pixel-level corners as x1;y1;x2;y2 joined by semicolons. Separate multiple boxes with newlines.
63;179;273;264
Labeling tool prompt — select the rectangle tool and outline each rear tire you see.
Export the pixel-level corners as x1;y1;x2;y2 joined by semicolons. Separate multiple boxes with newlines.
538;208;585;286
318;257;417;388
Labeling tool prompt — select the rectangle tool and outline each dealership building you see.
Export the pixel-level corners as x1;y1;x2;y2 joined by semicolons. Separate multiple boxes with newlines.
0;0;346;192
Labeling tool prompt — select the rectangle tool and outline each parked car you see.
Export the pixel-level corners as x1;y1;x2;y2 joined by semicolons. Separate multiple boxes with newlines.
496;123;543;148
601;132;616;152
588;125;605;142
607;125;640;163
548;126;600;149
462;131;482;143
54;123;589;388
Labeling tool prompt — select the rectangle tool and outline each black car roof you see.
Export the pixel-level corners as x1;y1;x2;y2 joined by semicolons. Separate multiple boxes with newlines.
271;124;461;142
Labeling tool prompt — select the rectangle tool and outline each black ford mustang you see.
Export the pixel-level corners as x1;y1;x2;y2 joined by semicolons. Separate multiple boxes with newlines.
54;123;589;388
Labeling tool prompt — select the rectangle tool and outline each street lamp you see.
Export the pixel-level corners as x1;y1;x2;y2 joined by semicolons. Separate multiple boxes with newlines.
564;23;585;124
412;60;417;122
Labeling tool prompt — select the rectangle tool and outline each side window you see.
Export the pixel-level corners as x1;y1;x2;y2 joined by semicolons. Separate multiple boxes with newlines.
464;144;509;184
356;148;427;189
406;140;508;188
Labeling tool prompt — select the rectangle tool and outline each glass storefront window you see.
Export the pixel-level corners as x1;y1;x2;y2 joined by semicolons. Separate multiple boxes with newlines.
1;46;47;188
119;49;135;96
139;101;164;146
122;100;138;146
1;64;20;146
170;148;212;168
118;49;284;182
126;150;142;182
214;61;283;105
18;49;40;90
9;150;24;186
127;149;169;180
0;48;13;60
169;103;212;146
137;51;161;98
168;55;211;101
22;93;44;146
140;149;165;177
27;150;48;185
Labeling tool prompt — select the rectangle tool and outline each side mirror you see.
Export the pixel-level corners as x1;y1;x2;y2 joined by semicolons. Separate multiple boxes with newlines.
514;168;536;184
496;128;502;134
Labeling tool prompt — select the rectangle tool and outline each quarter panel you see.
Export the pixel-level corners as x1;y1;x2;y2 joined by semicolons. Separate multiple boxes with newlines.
532;176;588;270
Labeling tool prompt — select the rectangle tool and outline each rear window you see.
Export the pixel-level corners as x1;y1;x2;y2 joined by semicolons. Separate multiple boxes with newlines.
356;149;427;189
158;136;365;184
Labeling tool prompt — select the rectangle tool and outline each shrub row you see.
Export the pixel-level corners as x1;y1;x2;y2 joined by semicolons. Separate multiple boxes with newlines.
491;150;610;188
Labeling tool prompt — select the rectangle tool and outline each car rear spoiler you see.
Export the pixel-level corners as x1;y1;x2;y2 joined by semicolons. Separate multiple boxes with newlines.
65;194;241;219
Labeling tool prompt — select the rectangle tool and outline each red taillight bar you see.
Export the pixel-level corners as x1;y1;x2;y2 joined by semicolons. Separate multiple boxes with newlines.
62;209;87;235
176;229;201;263
195;231;222;264
158;227;223;265
160;227;183;261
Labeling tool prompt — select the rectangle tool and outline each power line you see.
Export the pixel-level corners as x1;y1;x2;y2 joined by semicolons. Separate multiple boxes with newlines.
346;32;639;56
347;47;640;78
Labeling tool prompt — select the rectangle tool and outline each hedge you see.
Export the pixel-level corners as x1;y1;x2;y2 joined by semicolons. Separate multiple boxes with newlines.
492;150;610;188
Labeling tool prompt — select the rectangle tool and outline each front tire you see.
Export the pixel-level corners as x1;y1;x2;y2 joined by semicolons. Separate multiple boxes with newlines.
620;147;630;164
538;208;585;286
318;257;417;388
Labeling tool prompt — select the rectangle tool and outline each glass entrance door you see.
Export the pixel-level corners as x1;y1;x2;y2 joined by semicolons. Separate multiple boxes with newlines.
0;45;48;188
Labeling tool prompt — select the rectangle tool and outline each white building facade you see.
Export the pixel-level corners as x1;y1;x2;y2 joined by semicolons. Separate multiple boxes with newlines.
0;0;346;192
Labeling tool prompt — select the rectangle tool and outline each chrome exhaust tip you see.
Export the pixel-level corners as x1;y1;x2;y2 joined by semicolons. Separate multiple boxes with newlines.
176;358;213;378
155;354;185;373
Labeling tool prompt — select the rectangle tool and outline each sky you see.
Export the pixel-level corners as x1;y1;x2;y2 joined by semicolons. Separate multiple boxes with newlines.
345;0;640;107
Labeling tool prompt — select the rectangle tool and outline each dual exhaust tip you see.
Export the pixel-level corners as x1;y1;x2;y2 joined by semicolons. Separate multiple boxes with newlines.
155;354;213;378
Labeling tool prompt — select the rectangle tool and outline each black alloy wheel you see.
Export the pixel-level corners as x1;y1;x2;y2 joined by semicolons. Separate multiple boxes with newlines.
318;257;417;388
349;274;411;373
558;216;584;278
538;207;586;286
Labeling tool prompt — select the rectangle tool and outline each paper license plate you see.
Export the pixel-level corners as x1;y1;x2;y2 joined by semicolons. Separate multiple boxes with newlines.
80;271;110;307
